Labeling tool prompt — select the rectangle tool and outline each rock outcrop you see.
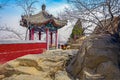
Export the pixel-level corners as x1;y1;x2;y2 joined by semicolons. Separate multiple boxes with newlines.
67;34;120;80
69;36;86;49
0;50;78;80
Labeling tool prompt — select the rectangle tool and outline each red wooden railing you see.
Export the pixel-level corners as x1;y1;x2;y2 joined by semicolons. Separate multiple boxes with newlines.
0;40;47;64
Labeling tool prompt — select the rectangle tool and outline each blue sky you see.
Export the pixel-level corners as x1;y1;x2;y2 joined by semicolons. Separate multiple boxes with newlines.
0;0;69;27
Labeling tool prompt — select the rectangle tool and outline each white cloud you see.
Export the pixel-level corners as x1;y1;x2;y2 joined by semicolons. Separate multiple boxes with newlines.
0;15;20;28
46;3;70;16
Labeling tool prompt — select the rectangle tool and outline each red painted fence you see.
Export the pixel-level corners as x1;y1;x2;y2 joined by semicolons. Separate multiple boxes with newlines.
0;40;47;64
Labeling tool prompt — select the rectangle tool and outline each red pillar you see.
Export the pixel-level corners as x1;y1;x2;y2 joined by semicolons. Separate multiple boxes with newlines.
46;28;49;50
29;28;34;40
39;31;41;40
55;30;58;49
50;32;53;47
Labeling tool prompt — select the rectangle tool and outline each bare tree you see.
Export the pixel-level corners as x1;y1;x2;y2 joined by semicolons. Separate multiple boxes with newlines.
58;8;94;34
65;0;120;34
16;0;39;40
16;0;38;16
0;26;24;40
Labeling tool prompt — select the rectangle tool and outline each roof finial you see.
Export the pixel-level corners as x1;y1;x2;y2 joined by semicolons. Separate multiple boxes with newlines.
42;4;46;11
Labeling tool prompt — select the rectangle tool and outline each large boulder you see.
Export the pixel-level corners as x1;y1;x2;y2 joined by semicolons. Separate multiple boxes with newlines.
0;50;78;80
67;34;120;80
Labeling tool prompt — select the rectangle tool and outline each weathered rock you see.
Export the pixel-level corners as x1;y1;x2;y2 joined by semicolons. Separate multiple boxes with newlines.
0;49;78;80
69;36;86;49
55;71;71;80
0;75;5;79
3;74;52;80
67;34;120;80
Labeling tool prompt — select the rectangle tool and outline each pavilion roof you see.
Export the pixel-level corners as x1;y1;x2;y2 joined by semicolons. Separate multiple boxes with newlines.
20;4;67;29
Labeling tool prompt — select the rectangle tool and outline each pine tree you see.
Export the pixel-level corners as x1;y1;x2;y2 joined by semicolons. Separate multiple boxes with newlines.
70;19;84;40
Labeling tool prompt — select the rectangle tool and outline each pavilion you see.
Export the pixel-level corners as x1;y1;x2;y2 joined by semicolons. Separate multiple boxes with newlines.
20;4;67;50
